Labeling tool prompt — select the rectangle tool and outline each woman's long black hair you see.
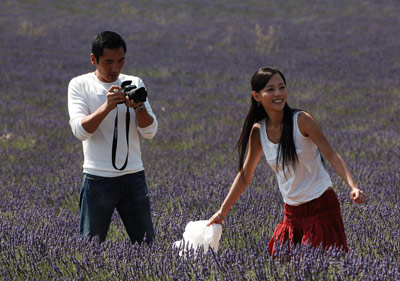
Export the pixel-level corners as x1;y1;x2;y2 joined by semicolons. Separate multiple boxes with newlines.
235;67;300;175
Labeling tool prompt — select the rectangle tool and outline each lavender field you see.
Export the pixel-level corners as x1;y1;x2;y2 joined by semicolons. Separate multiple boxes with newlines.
1;0;399;280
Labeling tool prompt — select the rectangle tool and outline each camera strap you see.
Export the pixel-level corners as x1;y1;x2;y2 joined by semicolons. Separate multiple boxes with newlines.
112;106;130;170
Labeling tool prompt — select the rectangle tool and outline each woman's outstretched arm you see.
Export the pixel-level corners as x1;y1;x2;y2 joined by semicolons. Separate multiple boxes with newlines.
208;124;263;225
297;112;366;204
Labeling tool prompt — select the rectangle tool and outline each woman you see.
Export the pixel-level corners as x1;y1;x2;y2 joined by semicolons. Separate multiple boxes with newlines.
208;67;366;255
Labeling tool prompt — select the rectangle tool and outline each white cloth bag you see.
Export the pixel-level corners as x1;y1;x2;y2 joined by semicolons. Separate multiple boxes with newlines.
173;220;222;255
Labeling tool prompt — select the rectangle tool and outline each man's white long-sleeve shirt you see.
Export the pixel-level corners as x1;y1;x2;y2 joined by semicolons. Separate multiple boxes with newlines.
68;72;157;177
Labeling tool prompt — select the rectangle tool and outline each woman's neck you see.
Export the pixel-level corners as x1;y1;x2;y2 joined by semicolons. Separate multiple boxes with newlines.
266;110;284;127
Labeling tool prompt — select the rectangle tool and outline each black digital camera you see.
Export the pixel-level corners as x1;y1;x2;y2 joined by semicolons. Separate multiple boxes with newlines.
120;80;147;103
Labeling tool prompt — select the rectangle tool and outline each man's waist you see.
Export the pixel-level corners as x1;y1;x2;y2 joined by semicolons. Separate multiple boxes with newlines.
83;160;144;178
83;168;145;178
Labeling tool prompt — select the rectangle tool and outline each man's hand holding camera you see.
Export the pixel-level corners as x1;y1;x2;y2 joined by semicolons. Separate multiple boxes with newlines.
105;86;142;110
116;80;153;127
105;85;126;110
125;96;144;112
107;81;147;110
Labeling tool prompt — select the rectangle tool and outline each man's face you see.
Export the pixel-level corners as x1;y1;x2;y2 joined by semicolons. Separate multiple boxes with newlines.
91;47;125;83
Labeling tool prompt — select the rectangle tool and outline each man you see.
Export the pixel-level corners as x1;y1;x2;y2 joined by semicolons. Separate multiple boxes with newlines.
68;31;157;244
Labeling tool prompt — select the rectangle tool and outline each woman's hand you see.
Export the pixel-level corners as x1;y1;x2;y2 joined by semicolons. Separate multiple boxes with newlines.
350;187;367;204
207;212;225;226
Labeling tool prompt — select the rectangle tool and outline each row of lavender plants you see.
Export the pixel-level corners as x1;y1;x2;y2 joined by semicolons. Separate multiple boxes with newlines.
1;0;399;279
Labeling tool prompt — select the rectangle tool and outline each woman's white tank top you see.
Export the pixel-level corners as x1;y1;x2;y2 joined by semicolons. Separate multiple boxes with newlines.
259;111;332;206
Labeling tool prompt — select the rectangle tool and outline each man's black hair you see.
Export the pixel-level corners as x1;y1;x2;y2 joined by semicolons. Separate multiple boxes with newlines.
91;31;127;62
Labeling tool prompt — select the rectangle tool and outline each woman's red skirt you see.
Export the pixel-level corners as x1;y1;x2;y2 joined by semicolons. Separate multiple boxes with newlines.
268;188;349;256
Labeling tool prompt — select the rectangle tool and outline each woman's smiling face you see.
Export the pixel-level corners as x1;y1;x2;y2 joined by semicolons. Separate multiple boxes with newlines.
253;73;288;112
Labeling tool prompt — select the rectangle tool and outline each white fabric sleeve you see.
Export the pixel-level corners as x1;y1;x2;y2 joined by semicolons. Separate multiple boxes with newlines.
136;78;158;139
137;99;158;139
68;78;92;141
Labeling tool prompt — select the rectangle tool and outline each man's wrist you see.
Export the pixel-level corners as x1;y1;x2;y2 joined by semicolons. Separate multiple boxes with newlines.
134;104;145;113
